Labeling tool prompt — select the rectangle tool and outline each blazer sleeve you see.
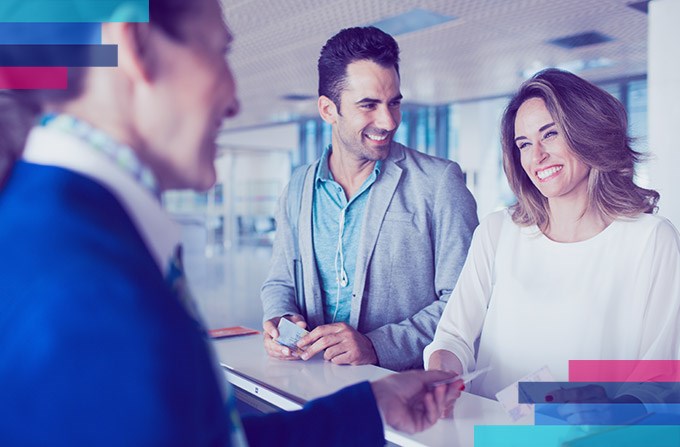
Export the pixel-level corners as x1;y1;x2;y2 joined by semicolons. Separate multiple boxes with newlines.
241;381;384;447
260;183;301;322
366;162;479;370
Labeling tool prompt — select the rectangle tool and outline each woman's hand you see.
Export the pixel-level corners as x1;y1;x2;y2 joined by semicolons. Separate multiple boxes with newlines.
426;350;465;418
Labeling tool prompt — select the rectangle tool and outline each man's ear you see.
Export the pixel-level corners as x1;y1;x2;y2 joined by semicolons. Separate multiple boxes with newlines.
102;22;157;84
318;95;339;125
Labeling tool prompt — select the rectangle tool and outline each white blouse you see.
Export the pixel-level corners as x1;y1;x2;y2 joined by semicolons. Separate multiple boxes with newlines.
424;210;680;400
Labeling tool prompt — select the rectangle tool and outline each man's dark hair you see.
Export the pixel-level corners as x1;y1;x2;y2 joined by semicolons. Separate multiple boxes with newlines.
317;26;400;112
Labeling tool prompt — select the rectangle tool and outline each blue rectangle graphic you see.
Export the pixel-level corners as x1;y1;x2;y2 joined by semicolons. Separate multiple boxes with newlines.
475;425;680;447
0;44;116;67
535;403;680;425
519;382;680;404
0;23;100;44
0;1;148;23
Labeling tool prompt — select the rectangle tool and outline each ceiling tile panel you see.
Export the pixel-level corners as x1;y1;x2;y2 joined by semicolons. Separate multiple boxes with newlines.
219;0;648;130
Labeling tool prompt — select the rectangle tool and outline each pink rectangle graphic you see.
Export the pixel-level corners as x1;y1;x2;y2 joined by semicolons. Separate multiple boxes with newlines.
569;360;680;382
0;67;68;89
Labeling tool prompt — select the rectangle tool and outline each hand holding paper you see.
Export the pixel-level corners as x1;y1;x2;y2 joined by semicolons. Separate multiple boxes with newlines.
262;315;308;360
275;316;309;351
427;366;493;390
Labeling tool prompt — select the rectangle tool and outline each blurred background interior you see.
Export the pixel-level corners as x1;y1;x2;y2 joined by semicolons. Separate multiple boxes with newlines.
161;0;678;331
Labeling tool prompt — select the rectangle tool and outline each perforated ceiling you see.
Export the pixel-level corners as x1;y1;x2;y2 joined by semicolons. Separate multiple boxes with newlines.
220;0;647;130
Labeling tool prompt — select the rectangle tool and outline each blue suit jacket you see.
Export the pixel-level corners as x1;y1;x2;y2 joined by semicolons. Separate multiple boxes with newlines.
0;162;383;447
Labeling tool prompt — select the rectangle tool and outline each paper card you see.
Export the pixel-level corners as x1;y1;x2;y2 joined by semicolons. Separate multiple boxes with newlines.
495;365;556;422
275;317;309;350
428;366;493;389
208;326;259;339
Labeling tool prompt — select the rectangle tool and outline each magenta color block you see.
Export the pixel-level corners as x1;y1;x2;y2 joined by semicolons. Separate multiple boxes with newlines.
569;360;680;382
0;67;67;89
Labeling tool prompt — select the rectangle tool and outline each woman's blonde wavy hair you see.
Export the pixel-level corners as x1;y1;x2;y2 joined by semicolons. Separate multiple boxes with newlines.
500;68;658;229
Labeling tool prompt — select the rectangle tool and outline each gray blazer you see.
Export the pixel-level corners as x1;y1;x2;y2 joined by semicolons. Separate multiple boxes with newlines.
261;142;478;370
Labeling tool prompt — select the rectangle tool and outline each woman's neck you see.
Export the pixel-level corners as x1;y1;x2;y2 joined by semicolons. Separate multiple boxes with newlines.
542;198;612;243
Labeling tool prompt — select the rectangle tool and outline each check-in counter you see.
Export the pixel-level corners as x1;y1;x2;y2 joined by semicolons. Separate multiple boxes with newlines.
213;335;528;447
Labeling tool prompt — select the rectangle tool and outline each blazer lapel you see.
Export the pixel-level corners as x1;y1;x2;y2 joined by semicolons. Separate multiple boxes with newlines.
349;143;405;327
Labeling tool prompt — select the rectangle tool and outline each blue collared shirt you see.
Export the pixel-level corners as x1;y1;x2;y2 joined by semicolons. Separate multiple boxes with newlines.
312;146;382;324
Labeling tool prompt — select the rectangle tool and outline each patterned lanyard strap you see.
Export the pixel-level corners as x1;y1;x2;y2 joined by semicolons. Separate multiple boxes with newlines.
40;113;160;197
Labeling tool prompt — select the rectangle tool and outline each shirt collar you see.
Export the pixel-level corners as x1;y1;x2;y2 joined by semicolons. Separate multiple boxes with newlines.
40;114;160;196
22;125;180;274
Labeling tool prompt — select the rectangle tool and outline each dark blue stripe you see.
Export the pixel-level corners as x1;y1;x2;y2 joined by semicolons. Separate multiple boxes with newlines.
0;44;116;67
519;382;680;404
535;403;680;425
0;23;100;44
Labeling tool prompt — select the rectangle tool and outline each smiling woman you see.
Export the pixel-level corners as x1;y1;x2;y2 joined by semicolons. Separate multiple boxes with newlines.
425;69;680;415
500;68;659;234
513;96;592;224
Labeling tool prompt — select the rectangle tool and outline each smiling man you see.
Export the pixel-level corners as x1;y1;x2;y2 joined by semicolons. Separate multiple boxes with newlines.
261;26;479;371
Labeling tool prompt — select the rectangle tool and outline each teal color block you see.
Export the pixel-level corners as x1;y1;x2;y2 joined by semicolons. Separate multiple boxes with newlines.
475;425;680;447
475;426;574;447
0;1;148;23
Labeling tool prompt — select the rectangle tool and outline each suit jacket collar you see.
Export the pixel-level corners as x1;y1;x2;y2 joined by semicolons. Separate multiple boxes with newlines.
349;142;405;326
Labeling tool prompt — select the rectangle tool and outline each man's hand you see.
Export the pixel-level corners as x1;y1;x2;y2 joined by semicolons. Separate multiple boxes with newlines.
263;315;307;360
296;322;377;365
371;370;465;434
